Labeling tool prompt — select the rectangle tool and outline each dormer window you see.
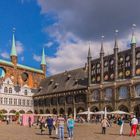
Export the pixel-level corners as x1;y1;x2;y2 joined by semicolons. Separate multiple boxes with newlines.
54;83;59;88
67;74;71;80
74;79;78;85
49;79;54;85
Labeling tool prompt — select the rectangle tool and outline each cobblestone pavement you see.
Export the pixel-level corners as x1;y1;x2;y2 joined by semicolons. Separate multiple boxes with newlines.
0;122;140;140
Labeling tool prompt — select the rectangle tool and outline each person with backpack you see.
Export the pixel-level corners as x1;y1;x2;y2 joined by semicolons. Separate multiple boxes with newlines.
117;116;124;135
67;115;75;140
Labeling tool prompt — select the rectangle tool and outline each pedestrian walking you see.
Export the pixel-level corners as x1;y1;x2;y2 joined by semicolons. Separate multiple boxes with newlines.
101;117;110;134
57;114;65;140
117;116;124;135
28;116;32;127
129;115;138;137
67;115;75;140
46;116;53;135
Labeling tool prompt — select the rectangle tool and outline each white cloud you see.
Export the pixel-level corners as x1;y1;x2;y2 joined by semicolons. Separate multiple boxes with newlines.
33;54;41;62
45;30;140;75
44;42;53;48
16;41;24;55
0;52;9;59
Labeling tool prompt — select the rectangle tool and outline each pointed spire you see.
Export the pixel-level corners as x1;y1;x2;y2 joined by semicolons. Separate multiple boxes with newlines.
10;28;17;56
100;35;104;54
41;48;46;65
114;30;119;49
88;43;91;58
131;24;136;44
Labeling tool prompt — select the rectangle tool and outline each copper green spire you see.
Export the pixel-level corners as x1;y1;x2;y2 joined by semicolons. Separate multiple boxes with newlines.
131;24;136;44
10;28;17;56
41;48;46;65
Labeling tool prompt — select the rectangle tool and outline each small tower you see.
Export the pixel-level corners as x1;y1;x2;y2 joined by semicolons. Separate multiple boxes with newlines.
114;30;119;81
87;46;92;86
40;48;46;76
131;24;136;77
100;36;104;84
10;28;17;65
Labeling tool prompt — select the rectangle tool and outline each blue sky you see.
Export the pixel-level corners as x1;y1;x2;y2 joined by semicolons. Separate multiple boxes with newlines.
0;0;140;75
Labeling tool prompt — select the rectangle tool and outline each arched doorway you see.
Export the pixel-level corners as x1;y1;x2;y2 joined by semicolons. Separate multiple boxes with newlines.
52;108;57;114
90;106;99;112
134;104;140;117
34;110;38;114
9;110;16;113
76;107;85;113
67;108;73;116
106;106;113;112
118;105;129;112
19;110;25;114
26;110;33;114
40;109;44;114
46;109;50;114
59;108;65;115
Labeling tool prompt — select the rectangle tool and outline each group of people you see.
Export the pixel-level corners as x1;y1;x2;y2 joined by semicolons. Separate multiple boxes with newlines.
100;114;139;137
37;114;75;140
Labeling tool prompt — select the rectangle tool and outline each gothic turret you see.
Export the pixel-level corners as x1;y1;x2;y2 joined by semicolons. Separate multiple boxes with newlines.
100;36;104;84
87;46;92;86
40;48;47;76
10;29;17;65
131;24;136;77
114;30;119;81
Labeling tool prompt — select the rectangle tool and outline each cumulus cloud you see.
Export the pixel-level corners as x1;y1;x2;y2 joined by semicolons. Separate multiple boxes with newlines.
33;54;41;62
44;42;53;48
16;41;24;55
36;0;140;75
37;0;140;41
0;52;10;59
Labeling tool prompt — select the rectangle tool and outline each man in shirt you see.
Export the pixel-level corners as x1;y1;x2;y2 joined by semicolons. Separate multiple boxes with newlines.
57;114;65;140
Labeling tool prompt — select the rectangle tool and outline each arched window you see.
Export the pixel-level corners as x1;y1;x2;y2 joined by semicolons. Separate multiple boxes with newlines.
92;90;100;101
104;88;113;100
135;85;140;97
119;86;128;99
9;87;12;93
4;87;8;93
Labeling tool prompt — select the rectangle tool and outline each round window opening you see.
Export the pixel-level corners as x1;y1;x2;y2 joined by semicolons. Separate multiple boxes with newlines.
21;72;28;82
0;67;6;78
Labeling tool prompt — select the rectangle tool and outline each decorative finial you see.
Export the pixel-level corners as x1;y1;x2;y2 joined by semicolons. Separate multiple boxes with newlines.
132;24;136;35
13;27;16;33
131;24;136;44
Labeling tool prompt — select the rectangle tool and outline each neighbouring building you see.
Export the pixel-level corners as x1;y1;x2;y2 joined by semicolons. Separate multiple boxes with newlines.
0;31;46;114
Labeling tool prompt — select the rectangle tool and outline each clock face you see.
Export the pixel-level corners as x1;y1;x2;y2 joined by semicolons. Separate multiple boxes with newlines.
125;70;130;76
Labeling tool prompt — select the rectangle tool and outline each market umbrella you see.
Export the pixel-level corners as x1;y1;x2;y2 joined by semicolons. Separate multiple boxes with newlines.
93;111;110;115
110;110;130;115
78;111;95;115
